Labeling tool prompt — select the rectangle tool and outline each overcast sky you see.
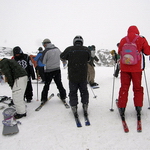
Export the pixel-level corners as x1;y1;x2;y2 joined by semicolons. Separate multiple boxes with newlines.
0;0;150;53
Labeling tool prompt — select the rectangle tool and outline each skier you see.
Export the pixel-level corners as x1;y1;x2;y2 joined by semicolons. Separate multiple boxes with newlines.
87;45;100;88
0;58;27;119
40;38;66;103
12;46;36;103
60;35;91;117
117;25;150;118
110;45;120;78
34;47;45;83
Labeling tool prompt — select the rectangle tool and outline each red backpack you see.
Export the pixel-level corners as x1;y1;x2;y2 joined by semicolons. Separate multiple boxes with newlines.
121;36;140;65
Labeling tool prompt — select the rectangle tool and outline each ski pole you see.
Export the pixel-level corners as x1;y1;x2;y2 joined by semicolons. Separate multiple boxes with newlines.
143;70;150;109
88;82;97;98
110;64;116;111
36;70;39;101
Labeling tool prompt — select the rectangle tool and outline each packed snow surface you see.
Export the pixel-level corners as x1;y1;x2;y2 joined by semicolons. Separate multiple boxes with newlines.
1;65;150;150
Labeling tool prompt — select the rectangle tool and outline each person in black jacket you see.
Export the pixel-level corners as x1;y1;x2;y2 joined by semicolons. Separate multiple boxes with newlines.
13;46;36;103
60;35;91;117
0;58;28;119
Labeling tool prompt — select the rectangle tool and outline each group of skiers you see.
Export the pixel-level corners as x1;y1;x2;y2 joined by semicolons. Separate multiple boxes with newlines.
0;25;150;121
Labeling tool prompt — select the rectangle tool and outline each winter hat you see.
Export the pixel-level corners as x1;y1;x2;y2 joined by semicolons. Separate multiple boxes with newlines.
13;46;23;56
38;47;43;51
88;46;92;50
42;38;51;45
110;50;116;55
91;45;95;51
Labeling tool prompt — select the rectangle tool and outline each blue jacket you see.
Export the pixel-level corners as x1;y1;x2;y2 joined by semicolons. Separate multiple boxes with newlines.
34;52;45;67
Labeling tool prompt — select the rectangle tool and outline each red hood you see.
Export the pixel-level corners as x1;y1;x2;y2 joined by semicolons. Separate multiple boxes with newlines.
127;26;140;40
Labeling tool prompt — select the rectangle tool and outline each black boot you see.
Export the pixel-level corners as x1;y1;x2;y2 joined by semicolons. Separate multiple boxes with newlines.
71;106;78;118
14;113;26;119
83;104;88;116
135;106;142;120
119;108;125;120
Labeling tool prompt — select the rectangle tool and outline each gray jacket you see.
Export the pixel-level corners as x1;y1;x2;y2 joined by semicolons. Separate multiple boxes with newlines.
42;43;61;72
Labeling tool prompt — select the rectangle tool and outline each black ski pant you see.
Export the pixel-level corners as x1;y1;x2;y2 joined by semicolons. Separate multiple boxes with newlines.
69;81;89;106
41;69;66;101
36;66;45;82
24;79;33;100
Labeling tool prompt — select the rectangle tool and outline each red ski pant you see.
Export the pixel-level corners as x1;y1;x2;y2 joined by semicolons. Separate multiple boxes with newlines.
118;71;143;108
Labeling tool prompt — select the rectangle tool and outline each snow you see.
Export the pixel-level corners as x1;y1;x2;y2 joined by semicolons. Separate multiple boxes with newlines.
1;61;150;150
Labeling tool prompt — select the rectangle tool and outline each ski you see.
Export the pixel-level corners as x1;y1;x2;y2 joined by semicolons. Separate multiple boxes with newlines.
116;99;129;133
137;120;142;132
137;114;142;132
71;106;82;127
84;115;90;126
35;93;54;111
57;93;70;109
122;120;129;133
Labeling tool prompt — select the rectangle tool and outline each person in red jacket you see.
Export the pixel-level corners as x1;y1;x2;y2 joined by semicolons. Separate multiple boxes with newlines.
117;25;150;118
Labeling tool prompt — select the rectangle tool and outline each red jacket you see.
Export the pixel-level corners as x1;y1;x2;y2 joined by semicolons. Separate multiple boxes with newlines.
118;25;150;72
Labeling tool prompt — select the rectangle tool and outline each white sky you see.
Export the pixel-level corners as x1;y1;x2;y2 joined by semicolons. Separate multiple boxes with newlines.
0;0;150;52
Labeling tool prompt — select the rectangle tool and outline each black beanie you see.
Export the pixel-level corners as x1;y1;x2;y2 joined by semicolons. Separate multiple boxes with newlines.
13;46;23;56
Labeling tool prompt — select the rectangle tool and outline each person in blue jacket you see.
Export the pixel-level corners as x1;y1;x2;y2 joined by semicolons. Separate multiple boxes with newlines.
34;47;45;83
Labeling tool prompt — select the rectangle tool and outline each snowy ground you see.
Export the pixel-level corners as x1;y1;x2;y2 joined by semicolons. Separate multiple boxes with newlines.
1;63;150;150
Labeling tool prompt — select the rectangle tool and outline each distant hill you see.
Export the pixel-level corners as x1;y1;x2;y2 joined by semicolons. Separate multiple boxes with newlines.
0;47;114;66
0;47;13;59
97;49;114;67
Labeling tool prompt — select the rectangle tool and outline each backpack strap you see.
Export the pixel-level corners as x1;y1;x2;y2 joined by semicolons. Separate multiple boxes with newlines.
125;35;139;43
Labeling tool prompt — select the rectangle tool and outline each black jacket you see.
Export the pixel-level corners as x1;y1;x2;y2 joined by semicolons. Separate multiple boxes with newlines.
0;58;27;88
60;45;91;83
13;53;35;80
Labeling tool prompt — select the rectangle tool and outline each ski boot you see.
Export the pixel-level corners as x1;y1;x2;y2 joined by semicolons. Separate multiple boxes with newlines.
71;106;78;118
119;108;125;120
83;104;88;116
135;106;142;120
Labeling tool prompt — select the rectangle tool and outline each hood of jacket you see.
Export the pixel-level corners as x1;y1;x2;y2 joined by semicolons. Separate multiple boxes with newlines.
127;25;140;41
45;43;56;49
